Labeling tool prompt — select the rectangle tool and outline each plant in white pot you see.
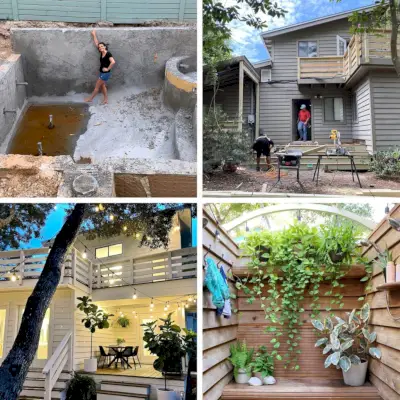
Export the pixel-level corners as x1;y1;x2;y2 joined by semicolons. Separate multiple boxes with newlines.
142;313;196;400
77;296;113;373
250;346;276;385
228;341;254;384
312;303;381;386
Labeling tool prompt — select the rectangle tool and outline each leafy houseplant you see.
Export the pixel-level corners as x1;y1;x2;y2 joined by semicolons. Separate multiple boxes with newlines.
228;340;254;384
66;372;96;400
312;303;382;386
117;315;131;328
250;346;274;380
77;296;113;372
116;338;125;346
142;313;196;400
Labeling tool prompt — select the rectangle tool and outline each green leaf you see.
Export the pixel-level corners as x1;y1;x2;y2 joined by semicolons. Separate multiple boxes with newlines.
369;347;382;359
311;320;324;331
360;276;369;282
323;345;332;355
350;355;361;365
340;340;354;352
331;351;341;366
315;338;328;347
339;356;351;372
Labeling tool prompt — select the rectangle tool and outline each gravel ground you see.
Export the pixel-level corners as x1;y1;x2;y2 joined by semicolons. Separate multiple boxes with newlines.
204;167;400;195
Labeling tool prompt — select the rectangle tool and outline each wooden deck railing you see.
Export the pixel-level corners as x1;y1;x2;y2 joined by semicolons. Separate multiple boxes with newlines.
298;31;399;82
0;246;196;290
42;331;72;400
93;247;197;289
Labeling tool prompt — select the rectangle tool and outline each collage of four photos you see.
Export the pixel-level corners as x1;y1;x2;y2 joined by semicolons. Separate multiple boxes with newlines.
0;0;399;400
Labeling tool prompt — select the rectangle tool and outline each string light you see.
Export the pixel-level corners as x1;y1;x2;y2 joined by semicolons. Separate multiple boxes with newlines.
82;247;88;259
99;204;104;211
94;206;99;212
109;214;114;221
167;301;170;309
185;301;189;308
132;289;137;300
136;233;141;239
215;229;221;241
164;303;168;311
123;226;127;231
194;296;197;303
178;303;181;310
11;273;17;282
188;296;193;302
150;298;154;309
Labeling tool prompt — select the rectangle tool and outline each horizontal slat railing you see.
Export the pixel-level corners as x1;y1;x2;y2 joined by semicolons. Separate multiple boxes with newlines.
42;331;72;400
298;56;345;80
93;247;197;288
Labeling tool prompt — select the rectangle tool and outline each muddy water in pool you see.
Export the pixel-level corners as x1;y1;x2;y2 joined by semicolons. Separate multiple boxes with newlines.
8;104;90;156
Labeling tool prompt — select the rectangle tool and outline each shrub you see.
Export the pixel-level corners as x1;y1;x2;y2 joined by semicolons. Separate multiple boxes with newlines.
66;372;96;400
228;340;254;380
203;105;252;173
370;147;400;177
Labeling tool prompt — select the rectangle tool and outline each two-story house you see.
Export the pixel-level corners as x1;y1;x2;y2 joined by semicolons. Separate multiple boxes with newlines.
204;4;400;153
0;209;196;400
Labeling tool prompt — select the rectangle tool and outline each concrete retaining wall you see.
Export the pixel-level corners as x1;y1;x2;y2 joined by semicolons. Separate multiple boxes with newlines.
0;54;27;147
11;28;197;96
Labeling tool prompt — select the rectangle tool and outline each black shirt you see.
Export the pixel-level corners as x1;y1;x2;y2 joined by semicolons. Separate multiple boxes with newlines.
100;51;113;72
253;136;274;153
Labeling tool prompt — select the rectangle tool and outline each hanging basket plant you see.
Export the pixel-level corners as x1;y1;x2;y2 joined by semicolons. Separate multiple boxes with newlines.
117;315;131;328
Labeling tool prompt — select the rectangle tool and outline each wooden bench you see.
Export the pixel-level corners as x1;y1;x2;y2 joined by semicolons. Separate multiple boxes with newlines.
221;378;382;399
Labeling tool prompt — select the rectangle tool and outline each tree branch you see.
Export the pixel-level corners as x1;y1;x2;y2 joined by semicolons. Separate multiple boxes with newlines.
390;0;400;76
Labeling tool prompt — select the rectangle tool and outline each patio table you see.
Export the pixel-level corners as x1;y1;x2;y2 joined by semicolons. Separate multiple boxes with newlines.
106;346;133;369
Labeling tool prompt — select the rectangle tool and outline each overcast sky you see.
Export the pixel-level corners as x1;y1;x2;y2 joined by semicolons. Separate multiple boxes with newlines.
229;0;375;62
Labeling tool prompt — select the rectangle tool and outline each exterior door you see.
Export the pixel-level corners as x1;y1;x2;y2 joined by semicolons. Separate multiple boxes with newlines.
337;36;347;56
18;306;51;367
139;317;157;364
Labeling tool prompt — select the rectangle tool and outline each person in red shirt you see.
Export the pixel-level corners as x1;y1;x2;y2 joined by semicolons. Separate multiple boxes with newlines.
298;104;311;141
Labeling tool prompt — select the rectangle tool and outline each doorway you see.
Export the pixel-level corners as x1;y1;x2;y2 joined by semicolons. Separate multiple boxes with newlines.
292;99;312;142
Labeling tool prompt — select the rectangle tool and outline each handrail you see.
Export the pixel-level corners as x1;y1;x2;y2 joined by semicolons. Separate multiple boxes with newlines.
42;331;72;400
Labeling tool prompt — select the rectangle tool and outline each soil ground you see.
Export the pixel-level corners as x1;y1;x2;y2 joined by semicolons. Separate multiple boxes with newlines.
0;20;195;60
0;155;61;197
203;166;400;196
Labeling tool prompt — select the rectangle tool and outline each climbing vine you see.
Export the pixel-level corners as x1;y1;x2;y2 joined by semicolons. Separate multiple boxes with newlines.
235;222;364;371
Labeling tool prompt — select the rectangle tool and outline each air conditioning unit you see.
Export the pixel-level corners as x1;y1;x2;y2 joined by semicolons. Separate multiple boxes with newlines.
261;69;272;83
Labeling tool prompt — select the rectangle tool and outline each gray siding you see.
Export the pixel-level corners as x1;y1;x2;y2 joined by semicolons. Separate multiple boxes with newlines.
259;83;353;144
370;71;400;151
260;18;354;144
204;78;254;128
352;76;373;151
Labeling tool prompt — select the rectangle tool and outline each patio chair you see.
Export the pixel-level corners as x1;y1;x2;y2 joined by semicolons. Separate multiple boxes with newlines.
98;346;110;368
132;346;142;369
121;346;134;369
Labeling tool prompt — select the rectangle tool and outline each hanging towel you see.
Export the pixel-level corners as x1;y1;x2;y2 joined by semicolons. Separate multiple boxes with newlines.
204;257;230;309
220;267;232;319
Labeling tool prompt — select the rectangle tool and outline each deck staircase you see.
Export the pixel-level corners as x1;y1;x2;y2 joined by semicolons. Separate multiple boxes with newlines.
221;378;382;400
18;368;69;399
97;381;150;400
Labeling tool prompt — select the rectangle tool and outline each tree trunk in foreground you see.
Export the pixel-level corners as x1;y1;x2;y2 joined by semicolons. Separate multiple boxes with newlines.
0;204;86;400
390;0;400;76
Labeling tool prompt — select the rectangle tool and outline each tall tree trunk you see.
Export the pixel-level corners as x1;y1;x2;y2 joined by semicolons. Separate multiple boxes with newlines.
390;0;400;76
0;204;86;400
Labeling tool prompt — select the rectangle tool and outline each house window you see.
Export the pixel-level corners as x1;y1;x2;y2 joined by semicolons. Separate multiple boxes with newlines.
352;95;358;122
95;243;123;259
324;98;344;122
298;41;318;58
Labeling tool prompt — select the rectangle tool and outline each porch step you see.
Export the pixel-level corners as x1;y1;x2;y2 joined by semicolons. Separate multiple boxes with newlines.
97;390;149;400
24;377;67;390
100;380;150;396
221;378;382;399
20;387;63;399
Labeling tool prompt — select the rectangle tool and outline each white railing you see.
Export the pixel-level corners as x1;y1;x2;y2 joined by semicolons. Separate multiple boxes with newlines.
0;246;196;290
42;331;72;400
93;247;197;289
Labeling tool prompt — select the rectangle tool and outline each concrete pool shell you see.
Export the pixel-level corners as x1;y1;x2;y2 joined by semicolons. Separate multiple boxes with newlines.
0;27;197;197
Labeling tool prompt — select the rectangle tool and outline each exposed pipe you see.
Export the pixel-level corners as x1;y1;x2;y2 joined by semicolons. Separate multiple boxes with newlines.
3;108;17;115
16;81;28;86
37;142;43;156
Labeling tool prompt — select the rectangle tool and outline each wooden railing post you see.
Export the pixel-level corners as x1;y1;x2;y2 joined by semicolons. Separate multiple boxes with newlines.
97;264;101;288
18;250;25;286
44;373;52;400
167;252;173;280
89;261;93;293
72;249;77;287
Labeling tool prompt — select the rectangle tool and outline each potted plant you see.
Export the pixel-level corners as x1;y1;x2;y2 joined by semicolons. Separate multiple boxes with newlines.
250;346;275;384
117;315;130;328
228;340;254;384
312;303;381;386
319;223;358;264
142;313;196;400
65;372;96;400
116;337;125;346
77;296;113;372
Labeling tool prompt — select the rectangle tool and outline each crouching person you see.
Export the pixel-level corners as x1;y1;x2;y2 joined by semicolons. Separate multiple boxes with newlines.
253;129;274;172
